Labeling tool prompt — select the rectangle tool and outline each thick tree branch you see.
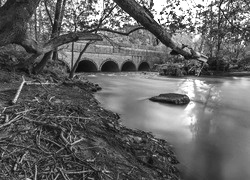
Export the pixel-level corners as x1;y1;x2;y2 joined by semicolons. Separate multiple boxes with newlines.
113;0;194;59
43;32;102;53
16;32;102;73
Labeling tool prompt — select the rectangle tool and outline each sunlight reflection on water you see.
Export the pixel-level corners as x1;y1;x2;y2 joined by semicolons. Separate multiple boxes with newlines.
87;73;250;180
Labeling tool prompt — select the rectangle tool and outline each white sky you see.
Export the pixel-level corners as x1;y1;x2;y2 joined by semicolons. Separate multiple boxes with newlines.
154;0;208;11
153;0;208;17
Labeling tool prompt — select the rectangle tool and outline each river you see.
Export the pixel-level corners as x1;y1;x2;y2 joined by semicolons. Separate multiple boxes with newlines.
86;72;250;180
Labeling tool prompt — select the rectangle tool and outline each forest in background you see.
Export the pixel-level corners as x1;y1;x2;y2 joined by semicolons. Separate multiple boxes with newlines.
1;0;250;76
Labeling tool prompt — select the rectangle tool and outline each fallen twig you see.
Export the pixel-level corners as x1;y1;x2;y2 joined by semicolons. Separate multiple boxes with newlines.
11;76;26;105
63;170;92;175
71;137;87;146
58;168;70;180
34;164;38;180
25;81;57;85
16;108;36;115
0;115;21;129
10;78;58;105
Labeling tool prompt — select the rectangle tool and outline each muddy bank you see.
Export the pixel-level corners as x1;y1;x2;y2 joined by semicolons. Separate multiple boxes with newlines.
0;69;181;180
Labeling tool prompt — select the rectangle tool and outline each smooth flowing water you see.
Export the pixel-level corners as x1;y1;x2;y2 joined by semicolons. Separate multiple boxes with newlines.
86;72;250;180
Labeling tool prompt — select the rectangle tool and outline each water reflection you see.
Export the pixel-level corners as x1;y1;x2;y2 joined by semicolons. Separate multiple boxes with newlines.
178;77;250;180
87;73;250;180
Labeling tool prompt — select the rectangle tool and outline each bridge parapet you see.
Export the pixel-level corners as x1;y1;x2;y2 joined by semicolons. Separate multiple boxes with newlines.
59;42;165;72
64;42;164;55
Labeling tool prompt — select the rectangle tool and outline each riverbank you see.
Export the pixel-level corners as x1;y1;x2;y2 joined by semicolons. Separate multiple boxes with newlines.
207;71;250;77
159;70;250;78
0;68;181;180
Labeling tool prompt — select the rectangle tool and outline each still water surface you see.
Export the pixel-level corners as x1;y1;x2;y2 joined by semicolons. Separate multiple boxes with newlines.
86;72;250;180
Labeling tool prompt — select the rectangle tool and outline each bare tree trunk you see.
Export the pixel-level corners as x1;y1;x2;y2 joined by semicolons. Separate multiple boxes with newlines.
38;5;42;41
216;1;223;71
198;35;205;53
34;9;38;41
0;0;41;50
52;0;67;60
71;42;74;71
33;0;64;74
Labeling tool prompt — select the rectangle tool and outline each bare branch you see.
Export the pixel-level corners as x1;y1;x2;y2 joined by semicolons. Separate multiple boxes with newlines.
43;32;102;53
98;4;118;29
69;40;95;78
87;26;145;37
97;26;145;36
218;0;250;33
44;0;53;27
99;33;121;47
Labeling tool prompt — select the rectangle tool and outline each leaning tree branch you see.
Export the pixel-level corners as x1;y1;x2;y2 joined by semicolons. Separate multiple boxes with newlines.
42;32;102;53
113;0;196;59
69;40;95;78
15;32;102;70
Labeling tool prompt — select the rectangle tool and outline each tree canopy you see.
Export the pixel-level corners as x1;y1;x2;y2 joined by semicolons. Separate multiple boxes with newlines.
1;0;250;74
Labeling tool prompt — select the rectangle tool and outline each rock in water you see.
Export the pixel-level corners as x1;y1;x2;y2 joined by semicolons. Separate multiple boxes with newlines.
149;93;190;105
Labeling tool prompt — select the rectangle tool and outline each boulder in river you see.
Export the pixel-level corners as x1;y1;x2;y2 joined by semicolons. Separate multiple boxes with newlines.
149;93;190;105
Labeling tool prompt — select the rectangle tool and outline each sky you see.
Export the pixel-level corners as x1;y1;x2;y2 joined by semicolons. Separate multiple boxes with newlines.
153;0;208;18
153;0;208;11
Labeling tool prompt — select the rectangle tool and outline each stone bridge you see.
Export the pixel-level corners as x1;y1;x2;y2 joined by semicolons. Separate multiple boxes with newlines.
59;42;165;72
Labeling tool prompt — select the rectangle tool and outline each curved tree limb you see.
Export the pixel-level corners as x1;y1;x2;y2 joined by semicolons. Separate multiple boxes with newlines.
14;32;102;72
88;26;145;36
42;32;102;53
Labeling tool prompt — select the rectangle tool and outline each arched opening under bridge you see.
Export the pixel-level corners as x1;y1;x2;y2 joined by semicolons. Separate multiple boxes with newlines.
75;60;98;72
121;61;136;71
101;60;119;72
138;62;150;71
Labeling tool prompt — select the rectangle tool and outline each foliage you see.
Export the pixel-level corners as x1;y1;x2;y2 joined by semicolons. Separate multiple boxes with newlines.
158;0;191;34
193;0;250;62
2;0;250;72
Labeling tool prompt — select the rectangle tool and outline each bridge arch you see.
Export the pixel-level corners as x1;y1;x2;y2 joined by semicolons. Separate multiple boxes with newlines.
75;58;98;72
100;59;119;72
121;60;136;71
138;61;150;71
